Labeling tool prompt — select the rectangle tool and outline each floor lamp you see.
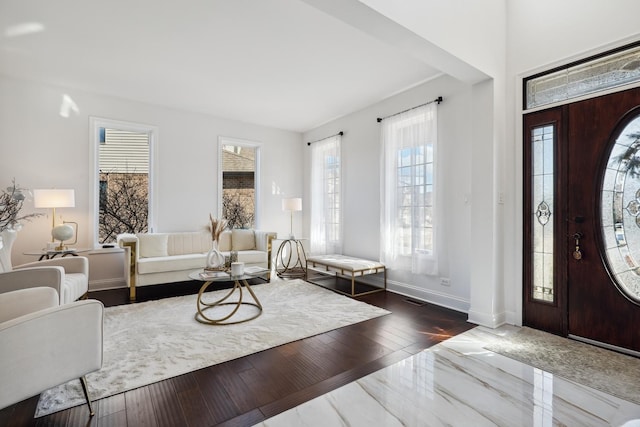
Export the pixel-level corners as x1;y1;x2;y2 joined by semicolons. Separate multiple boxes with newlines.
33;189;75;247
282;197;302;239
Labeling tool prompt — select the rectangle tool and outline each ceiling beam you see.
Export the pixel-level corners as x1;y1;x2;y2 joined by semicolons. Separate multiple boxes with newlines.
300;0;488;84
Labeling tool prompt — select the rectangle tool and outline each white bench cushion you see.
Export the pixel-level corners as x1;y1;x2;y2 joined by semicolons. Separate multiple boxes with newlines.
306;254;384;272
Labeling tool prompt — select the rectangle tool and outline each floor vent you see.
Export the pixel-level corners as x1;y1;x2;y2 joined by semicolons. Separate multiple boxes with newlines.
404;298;426;307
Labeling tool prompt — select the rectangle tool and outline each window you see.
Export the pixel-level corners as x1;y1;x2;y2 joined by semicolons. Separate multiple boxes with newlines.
380;102;438;275
310;134;342;254
600;114;640;304
525;42;640;110
218;137;260;229
530;125;555;302
89;117;157;247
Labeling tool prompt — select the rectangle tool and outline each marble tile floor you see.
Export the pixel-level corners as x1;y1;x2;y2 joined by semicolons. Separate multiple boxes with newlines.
256;326;640;427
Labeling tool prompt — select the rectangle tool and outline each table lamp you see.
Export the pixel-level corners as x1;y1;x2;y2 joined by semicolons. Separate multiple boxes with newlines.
282;197;302;239
33;189;75;247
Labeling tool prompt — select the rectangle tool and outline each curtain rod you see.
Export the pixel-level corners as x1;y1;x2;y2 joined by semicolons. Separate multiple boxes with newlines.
307;131;344;146
376;96;443;123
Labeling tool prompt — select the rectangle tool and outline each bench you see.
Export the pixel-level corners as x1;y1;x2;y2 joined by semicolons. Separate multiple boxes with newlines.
305;254;386;297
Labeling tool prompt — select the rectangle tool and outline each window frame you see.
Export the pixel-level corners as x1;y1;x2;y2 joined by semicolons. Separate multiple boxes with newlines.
393;120;434;258
217;136;261;229
310;134;342;254
524;40;640;111
380;102;438;275
89;117;158;248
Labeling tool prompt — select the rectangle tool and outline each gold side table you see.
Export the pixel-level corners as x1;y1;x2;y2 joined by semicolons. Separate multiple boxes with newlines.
274;238;308;279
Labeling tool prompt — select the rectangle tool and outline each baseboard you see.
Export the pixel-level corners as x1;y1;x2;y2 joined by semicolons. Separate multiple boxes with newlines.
89;278;126;291
467;309;507;328
504;310;521;326
387;280;470;314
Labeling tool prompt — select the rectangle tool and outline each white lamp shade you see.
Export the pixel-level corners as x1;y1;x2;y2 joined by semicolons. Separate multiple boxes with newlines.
282;197;302;212
33;189;75;208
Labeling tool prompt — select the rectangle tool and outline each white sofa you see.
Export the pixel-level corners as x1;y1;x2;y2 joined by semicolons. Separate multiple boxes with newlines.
118;229;276;301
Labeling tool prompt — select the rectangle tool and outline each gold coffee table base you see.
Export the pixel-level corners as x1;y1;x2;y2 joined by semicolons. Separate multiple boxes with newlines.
195;278;263;325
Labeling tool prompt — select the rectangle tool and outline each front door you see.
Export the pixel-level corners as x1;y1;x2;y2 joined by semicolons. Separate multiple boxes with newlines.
524;87;640;353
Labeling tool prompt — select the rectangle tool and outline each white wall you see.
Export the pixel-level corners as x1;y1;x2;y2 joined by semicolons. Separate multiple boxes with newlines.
349;0;507;325
507;1;640;75
504;0;640;324
0;75;303;285
358;0;640;327
303;75;473;312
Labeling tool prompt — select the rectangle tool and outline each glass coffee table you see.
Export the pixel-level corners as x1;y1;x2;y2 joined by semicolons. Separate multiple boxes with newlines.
189;269;268;325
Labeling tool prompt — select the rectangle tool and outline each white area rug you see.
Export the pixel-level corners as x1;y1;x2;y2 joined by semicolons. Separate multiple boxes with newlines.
35;279;390;417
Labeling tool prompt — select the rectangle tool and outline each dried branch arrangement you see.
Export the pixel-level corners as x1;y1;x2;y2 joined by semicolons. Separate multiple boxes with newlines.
208;214;228;242
0;179;42;233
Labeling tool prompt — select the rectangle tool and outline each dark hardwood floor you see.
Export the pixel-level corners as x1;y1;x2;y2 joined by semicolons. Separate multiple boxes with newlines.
0;279;473;427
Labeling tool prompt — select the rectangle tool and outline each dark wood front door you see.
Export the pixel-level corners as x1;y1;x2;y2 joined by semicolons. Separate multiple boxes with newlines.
524;87;640;353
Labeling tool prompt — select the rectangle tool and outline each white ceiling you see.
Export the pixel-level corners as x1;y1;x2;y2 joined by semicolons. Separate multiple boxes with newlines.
0;0;444;132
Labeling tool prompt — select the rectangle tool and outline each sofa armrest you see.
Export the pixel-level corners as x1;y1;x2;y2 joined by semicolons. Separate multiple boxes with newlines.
117;234;139;259
17;256;88;276
117;234;139;301
0;267;64;299
255;231;277;273
0;287;59;323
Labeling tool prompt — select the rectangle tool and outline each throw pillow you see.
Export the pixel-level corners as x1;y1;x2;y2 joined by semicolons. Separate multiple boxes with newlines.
137;233;168;258
218;231;232;252
232;229;256;251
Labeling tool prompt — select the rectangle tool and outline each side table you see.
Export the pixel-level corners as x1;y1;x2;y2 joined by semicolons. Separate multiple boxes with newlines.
24;248;90;261
274;238;308;279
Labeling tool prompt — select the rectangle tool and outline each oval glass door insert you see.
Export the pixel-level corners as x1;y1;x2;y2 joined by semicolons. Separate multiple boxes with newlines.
602;114;640;304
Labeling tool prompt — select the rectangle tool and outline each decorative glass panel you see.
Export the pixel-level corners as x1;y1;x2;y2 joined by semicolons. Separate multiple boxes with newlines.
532;125;555;302
526;44;640;110
601;115;640;304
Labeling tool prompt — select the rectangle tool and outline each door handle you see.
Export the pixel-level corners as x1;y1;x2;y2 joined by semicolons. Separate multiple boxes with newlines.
572;232;583;260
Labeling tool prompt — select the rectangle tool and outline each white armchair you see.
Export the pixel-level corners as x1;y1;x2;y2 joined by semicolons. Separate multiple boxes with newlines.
0;256;89;304
0;286;103;416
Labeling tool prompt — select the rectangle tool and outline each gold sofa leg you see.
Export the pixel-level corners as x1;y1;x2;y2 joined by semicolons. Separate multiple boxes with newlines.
119;240;137;302
266;233;276;282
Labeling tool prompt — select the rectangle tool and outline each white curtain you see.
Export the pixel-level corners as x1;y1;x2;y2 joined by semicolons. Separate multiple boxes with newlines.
310;134;342;255
380;102;439;275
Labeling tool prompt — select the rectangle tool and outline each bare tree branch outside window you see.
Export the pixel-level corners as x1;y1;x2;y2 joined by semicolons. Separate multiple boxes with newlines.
223;192;254;229
99;172;148;243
